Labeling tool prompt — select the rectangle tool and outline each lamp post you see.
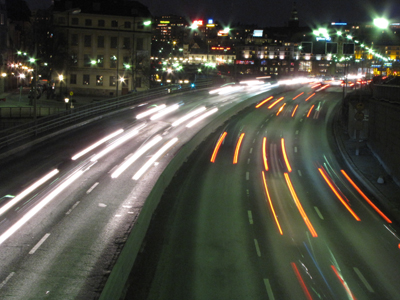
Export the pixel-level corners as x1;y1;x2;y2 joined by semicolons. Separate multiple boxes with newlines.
59;74;64;100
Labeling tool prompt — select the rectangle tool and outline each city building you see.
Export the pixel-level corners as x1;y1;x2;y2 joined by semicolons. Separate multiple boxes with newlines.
53;0;152;97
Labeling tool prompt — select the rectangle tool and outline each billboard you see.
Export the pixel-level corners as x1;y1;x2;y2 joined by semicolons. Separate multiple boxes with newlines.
253;30;263;37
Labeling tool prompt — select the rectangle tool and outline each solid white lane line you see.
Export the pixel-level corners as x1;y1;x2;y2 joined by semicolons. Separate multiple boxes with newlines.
314;206;324;220
254;239;261;257
294;146;298;153
248;210;254;224
264;278;276;300
86;182;99;194
29;233;50;254
66;201;80;215
297;170;302;177
354;267;374;292
0;272;15;290
246;172;250;180
250;148;253;154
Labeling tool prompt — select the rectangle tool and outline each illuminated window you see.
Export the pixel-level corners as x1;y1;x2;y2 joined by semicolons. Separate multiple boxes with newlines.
96;75;103;86
110;76;116;86
83;74;90;85
97;55;104;67
110;56;117;68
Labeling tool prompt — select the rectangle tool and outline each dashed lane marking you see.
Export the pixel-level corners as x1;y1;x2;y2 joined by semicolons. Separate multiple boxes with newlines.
354;267;374;293
314;206;324;220
0;272;15;290
29;233;51;254
86;182;99;194
66;201;80;215
246;172;250;180
297;170;302;177
248;210;254;224
254;239;261;257
264;278;276;300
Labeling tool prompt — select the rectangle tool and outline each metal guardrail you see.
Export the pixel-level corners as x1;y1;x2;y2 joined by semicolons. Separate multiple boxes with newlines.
0;80;213;153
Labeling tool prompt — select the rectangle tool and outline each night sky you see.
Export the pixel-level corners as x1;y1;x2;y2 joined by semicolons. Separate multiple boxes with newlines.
26;0;400;27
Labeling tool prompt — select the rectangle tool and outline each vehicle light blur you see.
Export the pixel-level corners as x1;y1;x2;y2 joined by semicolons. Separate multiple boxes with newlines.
186;108;218;128
255;96;273;108
150;104;180;120
233;133;245;164
262;137;269;171
172;106;206;127
268;97;284;109
211;132;227;163
281;138;292;172
262;171;283;234
307;105;315;118
291;104;299;117
136;104;166;119
305;93;315;101
292;92;304;100
291;262;313;300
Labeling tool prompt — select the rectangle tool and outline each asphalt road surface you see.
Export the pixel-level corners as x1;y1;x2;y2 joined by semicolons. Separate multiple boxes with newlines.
125;86;400;299
0;83;279;299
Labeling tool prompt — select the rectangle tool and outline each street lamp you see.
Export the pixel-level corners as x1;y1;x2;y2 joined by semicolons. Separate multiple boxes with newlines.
59;74;64;100
64;97;69;110
373;18;389;29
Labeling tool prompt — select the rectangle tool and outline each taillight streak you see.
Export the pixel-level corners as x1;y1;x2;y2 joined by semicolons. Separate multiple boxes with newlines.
291;262;313;300
318;168;361;221
341;170;392;223
281;138;292;173
210;132;227;163
255;96;274;108
293;92;304;100
305;93;315;101
262;137;269;171
233;133;245;164
262;171;283;235
284;173;318;237
276;103;286;116
291;104;299;117
306;105;315;118
331;265;357;300
268;97;284;109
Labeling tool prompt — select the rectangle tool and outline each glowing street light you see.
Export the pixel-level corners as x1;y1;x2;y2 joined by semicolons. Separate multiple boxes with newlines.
373;18;389;29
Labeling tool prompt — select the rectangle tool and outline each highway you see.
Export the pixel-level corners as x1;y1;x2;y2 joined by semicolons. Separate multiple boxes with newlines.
0;82;279;299
125;85;400;299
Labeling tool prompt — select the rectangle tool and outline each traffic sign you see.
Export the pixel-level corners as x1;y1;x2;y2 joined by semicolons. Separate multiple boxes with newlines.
356;102;364;111
355;112;364;121
70;91;74;96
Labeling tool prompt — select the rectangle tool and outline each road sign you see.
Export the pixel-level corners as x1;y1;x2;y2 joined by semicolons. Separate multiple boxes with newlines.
70;91;74;96
355;112;364;121
356;102;364;111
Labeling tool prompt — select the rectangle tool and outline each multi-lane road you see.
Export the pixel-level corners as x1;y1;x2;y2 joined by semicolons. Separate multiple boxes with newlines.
125;84;400;299
0;82;280;299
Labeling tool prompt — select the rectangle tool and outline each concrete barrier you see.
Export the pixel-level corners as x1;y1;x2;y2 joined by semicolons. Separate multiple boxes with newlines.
98;85;293;300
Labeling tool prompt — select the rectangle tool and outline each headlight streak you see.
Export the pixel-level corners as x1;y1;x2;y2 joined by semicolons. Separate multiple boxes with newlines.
71;129;124;160
262;171;283;235
0;169;84;245
255;96;274;108
171;106;206;127
311;83;322;89
111;135;163;178
305;93;316;101
211;132;227;163
132;138;178;180
306;105;315;118
293;92;304;100
281;138;292;173
268;97;284;109
318;168;360;221
233;133;245;164
341;170;392;223
136;104;166;119
276;103;286;116
331;265;357;300
284;173;318;237
291;104;299;117
315;84;330;92
90;127;142;162
262;137;269;171
186;108;218;128
150;104;180;120
291;262;313;300
0;169;59;216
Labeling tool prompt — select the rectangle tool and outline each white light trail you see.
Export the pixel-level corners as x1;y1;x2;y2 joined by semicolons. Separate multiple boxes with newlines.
111;135;163;178
0;169;84;245
71;129;124;160
150;104;180;120
90;127;143;162
136;104;166;119
172;106;206;127
0;169;59;216
132;137;178;180
186;108;218;128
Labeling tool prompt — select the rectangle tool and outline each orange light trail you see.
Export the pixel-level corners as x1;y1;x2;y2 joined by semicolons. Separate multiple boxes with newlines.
262;171;283;235
341;170;392;223
292;92;304;100
331;265;357;300
291;104;299;117
305;93;316;101
268;97;284;109
318;168;361;221
276;103;286;116
284;173;318;237
255;96;274;108
306;105;315;118
311;83;321;88
233;133;245;164
281;138;292;172
262;137;269;171
291;262;313;300
210;132;227;163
